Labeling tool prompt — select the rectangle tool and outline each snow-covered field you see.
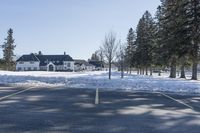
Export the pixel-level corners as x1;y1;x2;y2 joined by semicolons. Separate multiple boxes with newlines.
0;70;200;94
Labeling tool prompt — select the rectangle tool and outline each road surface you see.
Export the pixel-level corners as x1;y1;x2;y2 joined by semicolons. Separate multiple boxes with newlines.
0;85;200;133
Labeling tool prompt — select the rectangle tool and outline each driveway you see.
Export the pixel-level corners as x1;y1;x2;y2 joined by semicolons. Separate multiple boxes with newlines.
0;86;200;133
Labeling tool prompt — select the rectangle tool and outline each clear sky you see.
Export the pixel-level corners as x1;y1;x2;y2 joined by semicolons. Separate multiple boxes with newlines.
0;0;161;60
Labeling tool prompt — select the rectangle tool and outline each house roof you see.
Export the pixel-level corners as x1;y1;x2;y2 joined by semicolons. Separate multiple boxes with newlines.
89;60;104;68
37;55;74;66
74;59;95;67
17;54;74;66
74;59;87;65
16;53;39;62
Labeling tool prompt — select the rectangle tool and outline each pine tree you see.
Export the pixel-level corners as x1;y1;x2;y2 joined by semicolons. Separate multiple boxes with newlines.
126;28;136;74
186;0;200;80
135;11;156;75
158;0;183;78
91;51;100;61
154;5;167;76
2;28;16;70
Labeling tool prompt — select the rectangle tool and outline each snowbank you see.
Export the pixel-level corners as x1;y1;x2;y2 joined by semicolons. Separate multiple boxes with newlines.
0;70;200;94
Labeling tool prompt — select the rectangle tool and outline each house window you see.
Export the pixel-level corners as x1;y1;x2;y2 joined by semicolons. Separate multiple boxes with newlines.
28;67;31;71
17;67;21;71
30;61;34;64
34;67;37;71
67;63;71;67
19;61;24;64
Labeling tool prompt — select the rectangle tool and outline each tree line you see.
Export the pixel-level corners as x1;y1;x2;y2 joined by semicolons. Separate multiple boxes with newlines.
95;0;200;80
125;0;200;80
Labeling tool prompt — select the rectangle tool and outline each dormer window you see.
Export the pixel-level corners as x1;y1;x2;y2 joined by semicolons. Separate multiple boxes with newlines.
19;61;24;64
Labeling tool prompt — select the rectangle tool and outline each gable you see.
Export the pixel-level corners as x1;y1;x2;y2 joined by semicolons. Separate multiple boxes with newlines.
36;55;74;66
16;53;39;62
17;54;74;66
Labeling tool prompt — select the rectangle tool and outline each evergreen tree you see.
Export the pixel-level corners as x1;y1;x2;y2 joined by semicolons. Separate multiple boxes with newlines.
2;28;16;70
158;0;184;78
91;51;100;61
186;0;200;80
126;28;136;74
154;5;167;76
135;11;156;75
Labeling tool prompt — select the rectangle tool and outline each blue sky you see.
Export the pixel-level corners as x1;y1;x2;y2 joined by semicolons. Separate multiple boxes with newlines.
0;0;160;60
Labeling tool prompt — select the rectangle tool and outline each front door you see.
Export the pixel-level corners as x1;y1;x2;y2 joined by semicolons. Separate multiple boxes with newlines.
49;65;54;71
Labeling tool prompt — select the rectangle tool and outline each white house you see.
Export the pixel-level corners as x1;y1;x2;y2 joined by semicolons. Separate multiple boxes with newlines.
16;53;74;71
74;59;95;71
88;60;104;70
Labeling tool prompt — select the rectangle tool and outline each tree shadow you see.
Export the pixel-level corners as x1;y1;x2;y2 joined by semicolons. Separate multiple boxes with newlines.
0;88;200;133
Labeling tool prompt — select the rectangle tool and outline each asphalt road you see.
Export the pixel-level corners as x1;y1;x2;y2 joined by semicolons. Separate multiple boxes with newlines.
0;86;200;133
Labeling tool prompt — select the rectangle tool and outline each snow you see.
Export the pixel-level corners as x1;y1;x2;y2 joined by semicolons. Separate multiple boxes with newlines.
0;70;200;94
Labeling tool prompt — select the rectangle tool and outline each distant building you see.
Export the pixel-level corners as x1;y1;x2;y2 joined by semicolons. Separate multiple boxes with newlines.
88;60;118;71
103;64;118;71
74;59;95;71
16;53;74;71
88;60;104;70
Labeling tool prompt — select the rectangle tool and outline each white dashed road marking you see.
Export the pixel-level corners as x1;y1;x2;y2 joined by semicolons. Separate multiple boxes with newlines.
158;92;194;109
0;87;34;101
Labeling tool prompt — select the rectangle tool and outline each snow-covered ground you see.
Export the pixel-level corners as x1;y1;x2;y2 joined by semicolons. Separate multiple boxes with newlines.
0;70;200;94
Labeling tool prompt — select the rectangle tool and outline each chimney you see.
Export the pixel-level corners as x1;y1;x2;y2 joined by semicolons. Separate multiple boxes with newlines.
64;51;66;55
38;51;42;55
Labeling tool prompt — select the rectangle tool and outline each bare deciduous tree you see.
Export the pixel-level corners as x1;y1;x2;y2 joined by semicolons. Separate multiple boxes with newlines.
101;31;118;79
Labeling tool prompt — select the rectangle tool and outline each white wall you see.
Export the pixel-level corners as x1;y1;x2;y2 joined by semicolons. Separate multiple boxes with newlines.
86;66;95;71
63;61;74;71
81;64;86;70
74;64;81;71
16;61;40;71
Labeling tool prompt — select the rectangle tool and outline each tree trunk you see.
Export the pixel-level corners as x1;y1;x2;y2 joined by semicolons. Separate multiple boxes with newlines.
142;68;144;75
145;67;148;75
109;60;111;79
150;67;152;76
121;63;124;79
191;60;198;80
137;68;139;75
169;58;176;78
129;67;131;74
158;68;161;76
191;44;198;80
180;65;186;78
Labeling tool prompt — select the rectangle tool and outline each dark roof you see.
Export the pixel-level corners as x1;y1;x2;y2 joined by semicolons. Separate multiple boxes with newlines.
16;53;39;62
74;59;94;66
36;55;74;66
89;60;104;68
17;54;74;66
74;59;87;65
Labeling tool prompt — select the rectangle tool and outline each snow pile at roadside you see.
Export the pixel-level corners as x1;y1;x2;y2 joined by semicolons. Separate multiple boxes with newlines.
0;70;200;94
